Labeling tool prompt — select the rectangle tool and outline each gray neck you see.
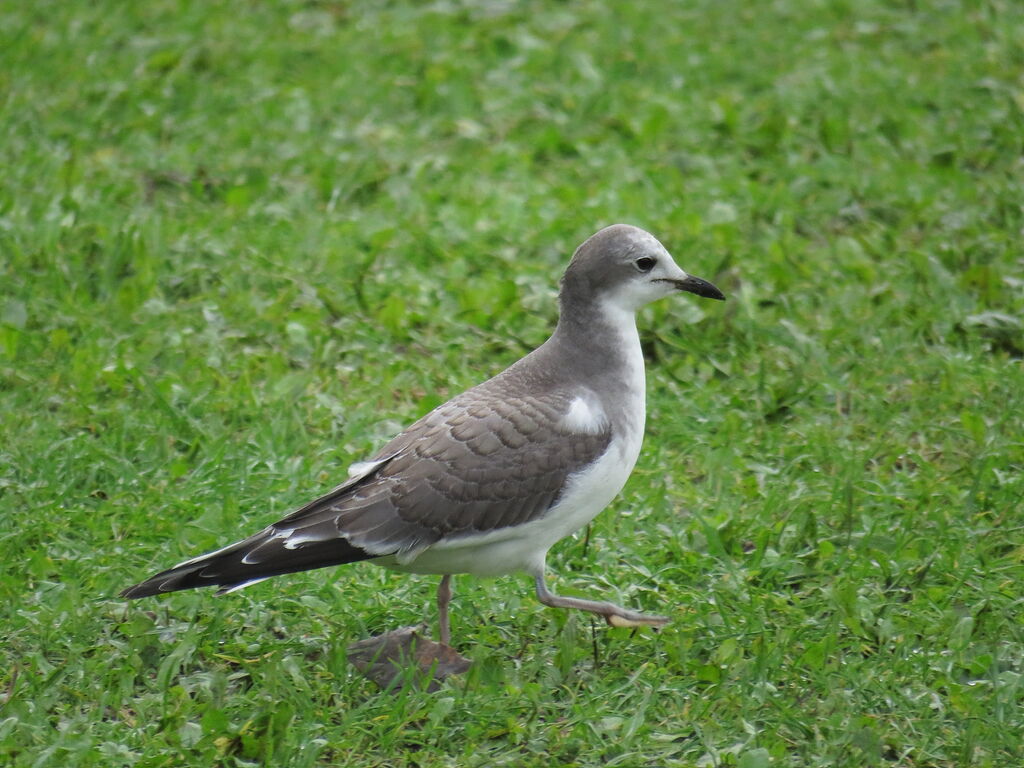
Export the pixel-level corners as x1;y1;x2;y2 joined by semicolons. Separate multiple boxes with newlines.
481;291;647;440
528;294;643;395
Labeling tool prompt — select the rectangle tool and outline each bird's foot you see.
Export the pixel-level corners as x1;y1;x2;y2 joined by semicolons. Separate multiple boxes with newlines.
346;626;471;692
533;575;670;630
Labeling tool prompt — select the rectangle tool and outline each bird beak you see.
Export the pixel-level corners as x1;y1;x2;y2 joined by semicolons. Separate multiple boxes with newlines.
661;274;725;300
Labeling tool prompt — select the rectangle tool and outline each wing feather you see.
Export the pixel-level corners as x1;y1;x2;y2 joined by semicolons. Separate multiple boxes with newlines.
121;382;612;597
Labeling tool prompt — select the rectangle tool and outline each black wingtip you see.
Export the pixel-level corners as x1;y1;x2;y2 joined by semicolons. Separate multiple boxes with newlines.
118;566;205;599
119;582;161;599
119;532;379;601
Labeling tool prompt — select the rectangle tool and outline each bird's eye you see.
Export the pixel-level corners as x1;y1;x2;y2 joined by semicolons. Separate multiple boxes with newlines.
635;257;657;273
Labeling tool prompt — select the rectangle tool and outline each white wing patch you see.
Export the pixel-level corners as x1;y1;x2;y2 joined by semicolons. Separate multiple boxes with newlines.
559;394;608;435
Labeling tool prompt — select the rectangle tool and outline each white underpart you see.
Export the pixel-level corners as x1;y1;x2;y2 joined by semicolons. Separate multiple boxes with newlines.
380;296;648;579
559;393;608;435
595;298;647;436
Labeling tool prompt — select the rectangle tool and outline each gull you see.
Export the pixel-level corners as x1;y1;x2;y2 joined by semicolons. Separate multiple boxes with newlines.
121;224;724;647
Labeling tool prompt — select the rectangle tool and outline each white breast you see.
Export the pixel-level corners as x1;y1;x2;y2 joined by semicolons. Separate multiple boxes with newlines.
600;297;647;442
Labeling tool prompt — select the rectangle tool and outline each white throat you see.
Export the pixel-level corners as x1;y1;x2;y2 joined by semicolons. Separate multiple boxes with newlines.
596;297;646;439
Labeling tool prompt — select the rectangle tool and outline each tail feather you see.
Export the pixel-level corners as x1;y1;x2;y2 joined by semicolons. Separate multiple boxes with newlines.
120;528;376;599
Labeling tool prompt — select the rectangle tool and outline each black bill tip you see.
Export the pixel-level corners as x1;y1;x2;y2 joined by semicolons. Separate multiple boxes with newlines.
672;274;725;301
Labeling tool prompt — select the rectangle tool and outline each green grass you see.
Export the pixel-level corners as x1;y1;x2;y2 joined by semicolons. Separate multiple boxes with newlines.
2;0;1024;765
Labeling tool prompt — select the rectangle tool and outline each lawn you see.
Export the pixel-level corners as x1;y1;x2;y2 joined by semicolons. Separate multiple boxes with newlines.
2;0;1023;766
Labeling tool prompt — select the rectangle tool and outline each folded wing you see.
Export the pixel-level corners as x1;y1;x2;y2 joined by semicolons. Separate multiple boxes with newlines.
120;386;611;598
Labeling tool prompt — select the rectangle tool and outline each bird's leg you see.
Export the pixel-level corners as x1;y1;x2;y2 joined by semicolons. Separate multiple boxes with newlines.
437;574;453;646
533;573;669;628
